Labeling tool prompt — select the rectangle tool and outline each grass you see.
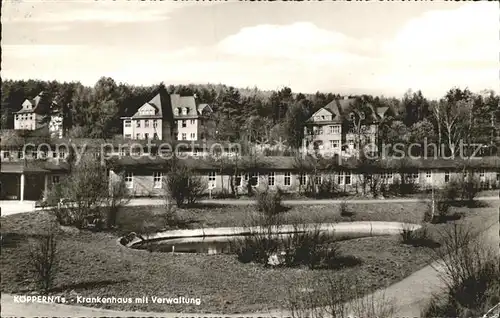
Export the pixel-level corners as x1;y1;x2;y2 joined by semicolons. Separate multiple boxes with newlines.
116;201;428;232
1;200;498;314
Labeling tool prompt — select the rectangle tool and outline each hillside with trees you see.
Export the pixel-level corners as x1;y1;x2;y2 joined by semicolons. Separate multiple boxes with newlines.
1;77;499;156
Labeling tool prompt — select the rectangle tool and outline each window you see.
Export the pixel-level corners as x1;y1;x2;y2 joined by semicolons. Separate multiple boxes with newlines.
136;133;141;139
381;172;393;184
208;171;216;188
182;108;188;115
182;120;187;128
18;151;24;159
329;125;340;134
153;120;158;128
125;172;133;188
235;173;243;187
268;172;275;186
153;133;158;140
315;175;322;185
136;121;141;128
479;170;485;177
318;127;323;135
190;133;196;140
132;147;141;156
284;172;291;186
182;133;187;140
329;140;340;149
120;148;127;157
124;120;131;127
426;170;432;179
174;108;179;116
59;150;66;159
190;119;195;125
345;172;351;185
52;176;60;184
3;151;10;159
144;133;149;140
299;174;307;186
153;172;163;188
337;171;351;185
445;171;450;183
248;172;259;186
33;152;38;159
145;120;150;128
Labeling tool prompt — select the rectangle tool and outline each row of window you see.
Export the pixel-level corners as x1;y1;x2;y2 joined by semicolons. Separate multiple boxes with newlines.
174;107;192;116
2;150;67;160
312;125;341;135
177;119;196;128
124;132;159;140
124;120;159;128
178;132;197;140
15;114;33;120
121;170;499;190
122;171;354;189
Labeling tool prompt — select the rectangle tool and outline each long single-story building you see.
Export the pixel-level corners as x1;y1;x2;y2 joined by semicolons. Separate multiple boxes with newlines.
1;134;499;200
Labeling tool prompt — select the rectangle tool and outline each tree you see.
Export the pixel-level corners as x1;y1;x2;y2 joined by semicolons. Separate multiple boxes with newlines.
46;155;109;228
284;100;310;150
269;87;293;124
105;172;131;228
28;225;59;294
164;165;207;207
401;89;430;127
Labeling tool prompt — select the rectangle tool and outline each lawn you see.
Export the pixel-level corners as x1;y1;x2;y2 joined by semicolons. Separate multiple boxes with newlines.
116;201;427;233
1;200;498;314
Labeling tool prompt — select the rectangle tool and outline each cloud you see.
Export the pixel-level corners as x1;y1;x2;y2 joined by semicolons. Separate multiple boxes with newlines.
218;22;373;65
2;3;497;99
215;3;497;97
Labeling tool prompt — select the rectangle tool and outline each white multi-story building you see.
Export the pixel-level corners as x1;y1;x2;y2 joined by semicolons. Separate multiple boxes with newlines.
121;89;214;141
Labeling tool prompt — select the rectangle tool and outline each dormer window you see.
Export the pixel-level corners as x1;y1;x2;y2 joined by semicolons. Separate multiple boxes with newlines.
174;108;180;116
350;113;355;121
182;107;188;115
360;113;366;120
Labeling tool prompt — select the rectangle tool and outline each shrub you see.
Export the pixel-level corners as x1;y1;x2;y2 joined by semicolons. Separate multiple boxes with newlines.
231;233;280;265
165;166;207;207
288;274;396;318
28;228;59;294
461;176;481;205
316;177;338;199
399;223;416;244
339;201;354;218
423;222;500;317
255;188;284;222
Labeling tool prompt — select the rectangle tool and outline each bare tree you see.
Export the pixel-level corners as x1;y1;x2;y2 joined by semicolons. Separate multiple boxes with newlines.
28;225;59;294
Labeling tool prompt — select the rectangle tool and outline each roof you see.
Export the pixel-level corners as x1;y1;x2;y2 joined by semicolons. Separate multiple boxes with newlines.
105;155;500;172
311;98;391;125
123;88;211;122
14;91;52;115
0;161;69;174
171;94;208;119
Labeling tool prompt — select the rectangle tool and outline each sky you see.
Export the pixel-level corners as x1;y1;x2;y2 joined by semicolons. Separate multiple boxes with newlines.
2;1;499;99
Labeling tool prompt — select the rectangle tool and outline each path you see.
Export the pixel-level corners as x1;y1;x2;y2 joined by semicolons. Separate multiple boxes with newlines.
1;195;498;216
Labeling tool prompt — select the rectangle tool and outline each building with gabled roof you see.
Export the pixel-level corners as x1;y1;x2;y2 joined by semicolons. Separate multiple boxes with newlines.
303;96;394;157
14;91;52;131
121;87;214;141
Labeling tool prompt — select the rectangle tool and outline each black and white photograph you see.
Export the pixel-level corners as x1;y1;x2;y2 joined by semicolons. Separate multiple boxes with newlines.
1;1;499;317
